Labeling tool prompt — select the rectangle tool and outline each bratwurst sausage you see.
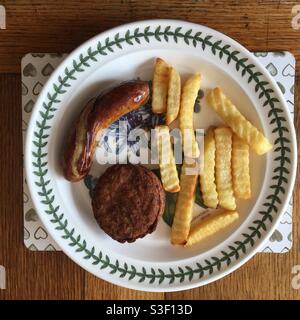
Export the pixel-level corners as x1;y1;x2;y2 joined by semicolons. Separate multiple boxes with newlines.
62;80;150;181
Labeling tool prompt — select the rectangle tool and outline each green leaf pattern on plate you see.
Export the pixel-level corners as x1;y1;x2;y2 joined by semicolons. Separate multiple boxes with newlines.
27;27;294;284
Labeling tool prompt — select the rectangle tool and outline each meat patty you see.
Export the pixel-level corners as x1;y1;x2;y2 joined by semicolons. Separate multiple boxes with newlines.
92;164;165;243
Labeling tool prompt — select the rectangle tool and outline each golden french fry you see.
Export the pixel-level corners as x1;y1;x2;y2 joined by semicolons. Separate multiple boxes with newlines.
152;58;170;113
156;125;180;193
185;210;239;246
207;88;272;155
232;134;251;199
215;127;236;210
179;74;201;158
171;161;198;245
166;67;181;125
200;127;218;208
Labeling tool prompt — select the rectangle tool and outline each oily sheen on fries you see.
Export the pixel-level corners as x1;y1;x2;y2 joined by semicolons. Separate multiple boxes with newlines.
152;58;169;113
179;74;201;158
185;210;239;246
166;67;181;125
232;134;251;199
215;127;236;210
156;125;180;193
200;127;218;208
171;162;198;245
207;88;272;155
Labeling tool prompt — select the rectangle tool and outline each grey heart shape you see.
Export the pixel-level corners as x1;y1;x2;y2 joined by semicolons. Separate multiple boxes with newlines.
262;246;273;253
23;63;37;77
22;82;28;96
34;227;48;240
42;63;54;76
24;100;35;113
266;63;277;76
254;52;268;57
32;81;43;96
31;53;45;58
290;84;294;95
280;210;292;224
24;227;30;240
45;244;56;251
282;63;295;77
25;208;38;222
28;244;38;251
270;229;283;242
288;232;292;242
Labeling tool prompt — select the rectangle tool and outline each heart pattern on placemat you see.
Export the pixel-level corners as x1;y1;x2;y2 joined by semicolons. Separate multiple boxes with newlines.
280;211;292;224
266;62;277;76
44;244;57;251
270;229;283;242
28;244;38;251
282;63;295;77
25;208;38;222
32;81;43;95
23;63;37;77
24;227;30;240
280;247;290;253
24;100;35;113
22;53;68;252
262;246;273;253
254;52;268;57
22;82;28;96
34;227;48;240
41;63;54;76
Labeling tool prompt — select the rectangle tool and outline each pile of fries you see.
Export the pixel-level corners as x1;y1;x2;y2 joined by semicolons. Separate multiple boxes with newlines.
151;58;272;247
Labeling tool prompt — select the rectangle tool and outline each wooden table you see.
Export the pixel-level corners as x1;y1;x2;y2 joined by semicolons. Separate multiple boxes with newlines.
0;0;299;300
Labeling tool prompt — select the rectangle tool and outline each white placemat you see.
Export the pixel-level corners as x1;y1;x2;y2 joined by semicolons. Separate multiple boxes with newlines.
22;52;295;253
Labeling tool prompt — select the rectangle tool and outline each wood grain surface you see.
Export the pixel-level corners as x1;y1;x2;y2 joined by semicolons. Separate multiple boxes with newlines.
0;0;299;300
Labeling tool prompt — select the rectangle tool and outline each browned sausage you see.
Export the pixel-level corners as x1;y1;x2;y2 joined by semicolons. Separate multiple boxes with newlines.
62;80;150;181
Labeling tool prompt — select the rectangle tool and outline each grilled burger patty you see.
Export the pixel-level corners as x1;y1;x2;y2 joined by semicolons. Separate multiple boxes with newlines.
92;164;165;243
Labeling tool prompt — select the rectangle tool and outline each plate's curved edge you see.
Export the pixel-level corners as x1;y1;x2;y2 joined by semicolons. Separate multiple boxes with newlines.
25;19;297;292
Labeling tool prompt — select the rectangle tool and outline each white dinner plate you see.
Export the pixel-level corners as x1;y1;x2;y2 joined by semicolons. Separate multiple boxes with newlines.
25;20;297;291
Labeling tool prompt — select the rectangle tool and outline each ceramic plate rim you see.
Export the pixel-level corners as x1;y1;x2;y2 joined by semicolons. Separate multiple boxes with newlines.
25;19;297;292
